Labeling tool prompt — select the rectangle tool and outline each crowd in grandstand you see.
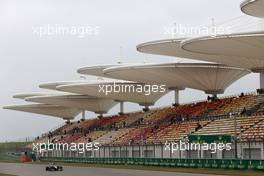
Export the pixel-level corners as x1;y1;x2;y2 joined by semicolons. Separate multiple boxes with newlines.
33;92;264;148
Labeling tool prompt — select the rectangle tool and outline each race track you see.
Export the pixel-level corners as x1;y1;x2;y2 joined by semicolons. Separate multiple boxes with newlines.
0;163;222;176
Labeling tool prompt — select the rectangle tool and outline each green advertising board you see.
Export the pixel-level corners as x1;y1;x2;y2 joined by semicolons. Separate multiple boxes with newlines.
188;135;232;143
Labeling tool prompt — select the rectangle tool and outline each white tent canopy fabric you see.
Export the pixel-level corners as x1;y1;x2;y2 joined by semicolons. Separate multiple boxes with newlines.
39;79;119;91
13;93;57;100
3;104;81;120
39;80;90;91
103;63;250;95
181;31;264;71
77;64;119;78
241;0;264;18
137;38;212;61
56;82;169;107
137;36;264;70
137;38;251;68
26;94;118;114
181;32;264;88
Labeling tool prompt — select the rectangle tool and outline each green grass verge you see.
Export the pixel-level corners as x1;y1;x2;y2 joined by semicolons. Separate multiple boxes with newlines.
38;161;264;176
0;141;31;163
0;142;31;149
0;174;17;176
0;154;19;163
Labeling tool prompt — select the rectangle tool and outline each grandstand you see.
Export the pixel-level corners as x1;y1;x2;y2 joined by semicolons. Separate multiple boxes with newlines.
5;80;264;170
3;0;264;173
33;93;264;161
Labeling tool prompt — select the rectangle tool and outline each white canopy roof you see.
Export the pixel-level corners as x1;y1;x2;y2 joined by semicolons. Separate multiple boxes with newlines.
136;38;246;66
39;80;89;90
77;64;119;78
137;38;204;59
241;0;264;18
39;79;117;91
181;31;264;72
13;93;54;100
103;63;250;94
56;82;169;106
26;94;117;114
3;104;81;120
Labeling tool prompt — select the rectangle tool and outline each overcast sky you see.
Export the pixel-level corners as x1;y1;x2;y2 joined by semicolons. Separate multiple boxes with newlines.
0;0;261;142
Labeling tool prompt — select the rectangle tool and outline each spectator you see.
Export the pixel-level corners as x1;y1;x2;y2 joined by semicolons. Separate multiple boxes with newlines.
241;107;247;115
195;122;202;132
240;92;245;97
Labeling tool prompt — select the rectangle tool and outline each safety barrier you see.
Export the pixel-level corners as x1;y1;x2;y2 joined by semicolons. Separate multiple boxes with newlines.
40;157;264;170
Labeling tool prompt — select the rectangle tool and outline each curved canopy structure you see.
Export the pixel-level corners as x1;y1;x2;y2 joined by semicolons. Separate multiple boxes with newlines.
3;104;81;120
136;38;232;63
137;38;247;67
241;0;264;18
103;63;250;95
137;36;264;70
56;82;169;107
39;79;115;91
39;81;89;91
77;64;119;78
26;94;118;115
181;31;264;88
137;38;206;60
181;31;264;70
13;93;55;100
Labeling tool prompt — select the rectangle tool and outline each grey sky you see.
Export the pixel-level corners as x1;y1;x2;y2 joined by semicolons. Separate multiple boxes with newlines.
0;0;259;142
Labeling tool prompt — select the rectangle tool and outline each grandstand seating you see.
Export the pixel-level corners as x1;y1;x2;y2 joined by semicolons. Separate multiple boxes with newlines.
238;117;264;142
162;98;233;122
115;112;145;127
194;116;264;136
59;133;83;144
142;107;177;124
94;128;133;145
146;120;210;144
209;94;264;116
36;93;264;146
75;130;107;144
113;126;162;145
61;121;81;134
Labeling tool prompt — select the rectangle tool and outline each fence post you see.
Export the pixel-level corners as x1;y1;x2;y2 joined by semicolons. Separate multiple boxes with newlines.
161;143;163;159
104;146;106;158
248;140;251;160
153;144;156;158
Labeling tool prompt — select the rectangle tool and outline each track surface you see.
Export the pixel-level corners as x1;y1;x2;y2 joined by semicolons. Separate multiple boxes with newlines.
0;163;221;176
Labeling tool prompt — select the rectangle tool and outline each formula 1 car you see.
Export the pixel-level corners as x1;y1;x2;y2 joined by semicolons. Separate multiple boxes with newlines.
45;163;63;171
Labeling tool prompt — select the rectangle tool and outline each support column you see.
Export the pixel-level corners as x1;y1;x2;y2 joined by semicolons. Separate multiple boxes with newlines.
161;143;163;159
119;101;124;115
169;87;184;106
173;89;179;106
98;114;103;119
143;105;150;112
260;72;264;90
81;110;85;121
232;113;238;159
